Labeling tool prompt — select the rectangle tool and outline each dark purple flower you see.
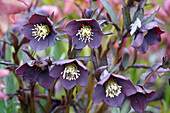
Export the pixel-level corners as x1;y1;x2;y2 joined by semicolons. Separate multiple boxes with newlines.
92;73;136;107
49;59;89;90
84;8;94;19
16;59;55;89
22;13;57;51
131;19;164;54
129;85;155;113
65;19;103;49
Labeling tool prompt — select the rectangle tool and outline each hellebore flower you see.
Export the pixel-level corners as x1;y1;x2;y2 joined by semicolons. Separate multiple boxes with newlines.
22;13;57;51
65;19;103;49
49;59;89;90
130;18;164;54
129;85;155;113
16;59;55;89
92;73;136;107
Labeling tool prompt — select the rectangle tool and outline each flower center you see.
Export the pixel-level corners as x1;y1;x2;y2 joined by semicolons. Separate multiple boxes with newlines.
61;63;80;81
105;79;122;98
32;24;50;41
76;26;94;43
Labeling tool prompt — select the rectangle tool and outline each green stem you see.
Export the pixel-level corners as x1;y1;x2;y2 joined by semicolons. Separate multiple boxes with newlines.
65;88;74;113
86;99;92;113
46;78;59;113
31;82;36;113
32;51;36;57
142;65;162;86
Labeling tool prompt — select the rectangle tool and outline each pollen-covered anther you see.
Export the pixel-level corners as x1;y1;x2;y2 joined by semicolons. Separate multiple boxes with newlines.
105;80;122;98
61;63;80;81
32;24;50;41
76;26;94;43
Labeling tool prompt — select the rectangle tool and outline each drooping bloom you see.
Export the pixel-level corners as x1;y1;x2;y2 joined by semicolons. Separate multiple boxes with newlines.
129;85;155;113
16;59;55;89
49;59;89;90
65;19;103;49
92;73;136;107
130;18;164;54
22;13;57;51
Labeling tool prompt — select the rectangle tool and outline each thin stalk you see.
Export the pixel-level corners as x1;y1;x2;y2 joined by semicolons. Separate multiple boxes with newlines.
47;78;59;113
142;65;162;86
65;88;74;113
86;99;92;113
32;51;36;57
30;51;37;113
31;82;36;113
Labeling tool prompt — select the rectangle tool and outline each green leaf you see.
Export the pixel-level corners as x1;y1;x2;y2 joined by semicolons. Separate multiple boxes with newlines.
122;48;130;68
123;7;131;30
100;0;119;28
142;7;160;26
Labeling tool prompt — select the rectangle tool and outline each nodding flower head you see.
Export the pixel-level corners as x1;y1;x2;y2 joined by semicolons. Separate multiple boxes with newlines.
22;13;57;51
16;59;55;89
92;73;137;107
49;59;89;90
65;19;103;49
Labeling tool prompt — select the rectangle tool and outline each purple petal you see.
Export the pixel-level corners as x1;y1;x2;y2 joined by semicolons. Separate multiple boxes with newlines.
60;75;77;90
131;33;144;48
16;63;28;75
141;86;156;98
22;23;34;39
29;13;49;25
48;31;57;47
145;28;162;45
136;38;148;54
54;59;76;65
75;59;89;71
104;92;125;107
72;35;87;49
38;70;55;89
89;20;102;33
142;21;158;31
88;32;102;48
130;93;147;113
65;20;82;36
30;37;49;51
22;66;38;82
97;74;111;86
92;85;105;104
117;77;137;96
77;67;89;86
49;64;64;78
27;60;36;67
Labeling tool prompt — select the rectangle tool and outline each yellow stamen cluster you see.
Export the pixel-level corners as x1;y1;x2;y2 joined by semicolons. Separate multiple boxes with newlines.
32;24;50;41
105;79;122;98
76;26;93;43
61;63;80;81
